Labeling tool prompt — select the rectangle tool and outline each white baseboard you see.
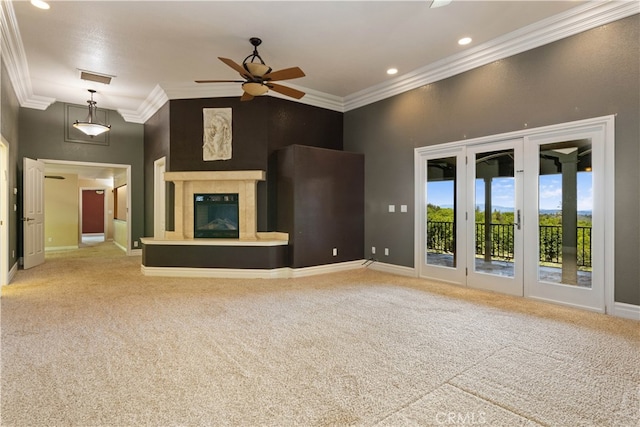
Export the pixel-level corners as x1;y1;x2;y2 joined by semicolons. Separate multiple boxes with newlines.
141;259;366;280
129;248;142;256
45;245;79;252
289;260;366;278
611;302;640;321
8;261;17;283
367;260;416;277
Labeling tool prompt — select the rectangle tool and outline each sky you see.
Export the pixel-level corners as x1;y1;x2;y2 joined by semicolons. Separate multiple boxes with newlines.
427;172;593;212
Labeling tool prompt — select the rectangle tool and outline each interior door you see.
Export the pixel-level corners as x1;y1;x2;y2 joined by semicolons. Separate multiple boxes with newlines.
466;140;523;296
82;189;105;234
23;157;45;269
524;126;605;312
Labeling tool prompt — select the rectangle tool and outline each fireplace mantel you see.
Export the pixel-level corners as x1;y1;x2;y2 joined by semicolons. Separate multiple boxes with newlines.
164;170;265;240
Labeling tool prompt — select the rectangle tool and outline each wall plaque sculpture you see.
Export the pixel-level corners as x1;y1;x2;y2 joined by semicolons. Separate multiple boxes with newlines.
203;108;232;161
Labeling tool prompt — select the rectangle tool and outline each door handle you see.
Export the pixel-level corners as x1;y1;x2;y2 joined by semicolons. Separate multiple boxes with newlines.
514;209;521;230
21;217;35;222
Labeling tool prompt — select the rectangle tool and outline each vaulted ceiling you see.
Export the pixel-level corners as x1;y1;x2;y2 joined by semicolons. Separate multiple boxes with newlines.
2;1;637;123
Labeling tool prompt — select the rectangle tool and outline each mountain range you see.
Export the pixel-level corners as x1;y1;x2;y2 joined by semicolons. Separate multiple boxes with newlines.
433;204;592;216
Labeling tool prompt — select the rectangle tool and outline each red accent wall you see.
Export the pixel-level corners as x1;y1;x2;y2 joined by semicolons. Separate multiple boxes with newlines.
82;190;104;233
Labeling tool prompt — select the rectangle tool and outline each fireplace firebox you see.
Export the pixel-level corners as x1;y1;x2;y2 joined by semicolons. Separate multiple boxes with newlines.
194;193;239;238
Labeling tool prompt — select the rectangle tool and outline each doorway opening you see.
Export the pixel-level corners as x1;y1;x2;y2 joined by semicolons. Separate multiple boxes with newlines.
39;159;130;255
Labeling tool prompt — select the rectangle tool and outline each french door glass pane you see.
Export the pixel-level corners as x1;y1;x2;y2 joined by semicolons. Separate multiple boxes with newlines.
538;139;592;288
474;149;515;277
426;157;456;268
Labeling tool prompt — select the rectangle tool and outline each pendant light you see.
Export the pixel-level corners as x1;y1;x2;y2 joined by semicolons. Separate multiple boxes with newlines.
73;89;111;137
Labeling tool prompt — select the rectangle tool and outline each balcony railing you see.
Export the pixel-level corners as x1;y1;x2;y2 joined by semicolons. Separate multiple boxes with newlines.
426;221;592;268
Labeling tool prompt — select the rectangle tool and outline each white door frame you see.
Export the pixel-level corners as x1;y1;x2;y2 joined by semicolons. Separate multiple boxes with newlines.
0;137;9;285
415;115;615;313
153;156;166;239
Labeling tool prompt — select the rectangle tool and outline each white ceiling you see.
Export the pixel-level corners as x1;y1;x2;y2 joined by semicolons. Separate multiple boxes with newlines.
9;0;617;119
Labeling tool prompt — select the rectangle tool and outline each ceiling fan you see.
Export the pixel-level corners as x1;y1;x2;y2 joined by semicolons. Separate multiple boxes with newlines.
196;37;306;101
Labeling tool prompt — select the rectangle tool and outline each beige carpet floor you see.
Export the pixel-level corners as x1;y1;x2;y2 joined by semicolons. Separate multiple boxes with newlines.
1;242;638;426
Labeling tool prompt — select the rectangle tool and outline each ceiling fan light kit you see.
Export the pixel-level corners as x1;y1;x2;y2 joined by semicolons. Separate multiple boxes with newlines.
245;62;271;78
242;82;269;96
243;37;272;77
196;37;306;101
73;89;111;137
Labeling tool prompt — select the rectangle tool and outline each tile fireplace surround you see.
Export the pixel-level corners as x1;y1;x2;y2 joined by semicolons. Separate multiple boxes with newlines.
163;170;278;241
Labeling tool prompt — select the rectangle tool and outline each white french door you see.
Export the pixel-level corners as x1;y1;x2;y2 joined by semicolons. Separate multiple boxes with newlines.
523;125;606;312
466;140;524;296
417;147;466;285
416;116;612;313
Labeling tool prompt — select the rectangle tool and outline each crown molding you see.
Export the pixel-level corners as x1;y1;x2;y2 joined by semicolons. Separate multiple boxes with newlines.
117;84;169;124
0;1;55;110
161;81;344;112
343;1;640;112
117;81;345;123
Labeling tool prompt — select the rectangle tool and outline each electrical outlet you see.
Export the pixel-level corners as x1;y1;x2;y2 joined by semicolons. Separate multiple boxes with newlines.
134;240;139;248
385;248;389;256
401;204;408;213
371;246;376;254
388;204;396;213
48;237;52;242
332;248;338;256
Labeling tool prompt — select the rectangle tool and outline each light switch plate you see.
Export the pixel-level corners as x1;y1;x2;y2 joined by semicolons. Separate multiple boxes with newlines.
388;205;395;213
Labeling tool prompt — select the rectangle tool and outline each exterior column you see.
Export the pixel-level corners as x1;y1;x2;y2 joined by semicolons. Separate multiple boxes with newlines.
559;151;578;285
484;177;492;262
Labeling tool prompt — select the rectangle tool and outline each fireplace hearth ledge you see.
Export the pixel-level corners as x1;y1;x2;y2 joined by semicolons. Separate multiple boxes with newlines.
141;232;289;246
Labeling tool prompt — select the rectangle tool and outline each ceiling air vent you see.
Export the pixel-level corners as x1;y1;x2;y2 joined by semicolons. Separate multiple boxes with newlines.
79;70;114;85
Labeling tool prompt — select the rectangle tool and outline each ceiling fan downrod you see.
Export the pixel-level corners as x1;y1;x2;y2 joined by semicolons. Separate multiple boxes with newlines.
243;37;272;77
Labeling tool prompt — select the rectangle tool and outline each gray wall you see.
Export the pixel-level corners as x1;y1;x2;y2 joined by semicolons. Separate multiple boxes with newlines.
344;15;639;305
18;102;145;251
1;59;20;271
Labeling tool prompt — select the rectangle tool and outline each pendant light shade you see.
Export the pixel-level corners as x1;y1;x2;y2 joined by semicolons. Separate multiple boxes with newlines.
73;89;111;136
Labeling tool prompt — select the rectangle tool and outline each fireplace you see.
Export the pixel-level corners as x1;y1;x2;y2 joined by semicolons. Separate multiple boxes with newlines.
194;193;239;238
163;170;265;240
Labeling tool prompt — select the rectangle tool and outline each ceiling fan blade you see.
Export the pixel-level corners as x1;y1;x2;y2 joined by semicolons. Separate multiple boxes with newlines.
267;83;305;99
195;79;246;83
263;67;305;82
240;92;254;101
219;57;251;78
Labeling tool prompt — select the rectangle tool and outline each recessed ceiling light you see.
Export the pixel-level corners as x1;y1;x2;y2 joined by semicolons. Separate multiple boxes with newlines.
430;0;452;8
30;0;50;10
458;37;472;46
387;68;398;75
